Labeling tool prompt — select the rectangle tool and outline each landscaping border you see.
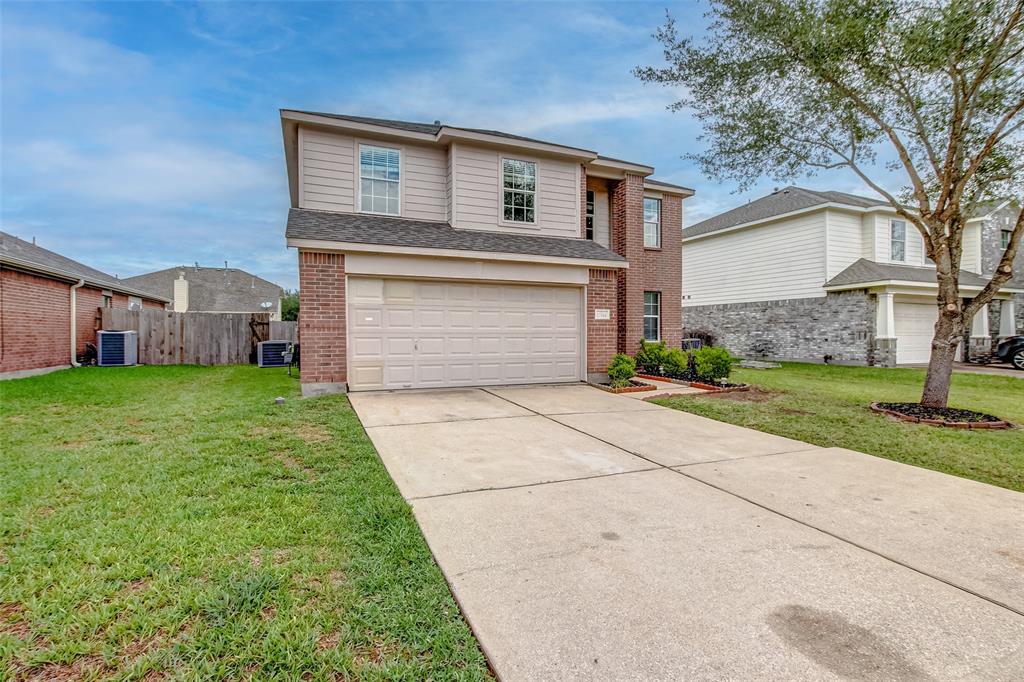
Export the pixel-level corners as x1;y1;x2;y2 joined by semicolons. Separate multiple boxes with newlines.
589;379;658;394
635;373;749;393
869;402;1012;430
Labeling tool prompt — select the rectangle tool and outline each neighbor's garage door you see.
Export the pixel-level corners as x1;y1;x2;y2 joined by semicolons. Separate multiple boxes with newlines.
894;302;937;364
347;278;582;390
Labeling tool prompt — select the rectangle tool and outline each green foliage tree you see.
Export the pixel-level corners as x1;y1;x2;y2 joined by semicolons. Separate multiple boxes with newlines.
280;289;299;322
637;0;1023;407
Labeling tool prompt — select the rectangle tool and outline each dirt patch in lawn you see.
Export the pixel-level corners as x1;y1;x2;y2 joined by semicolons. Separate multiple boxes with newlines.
20;654;113;682
1;602;31;639
317;631;341;650
353;640;401;666
694;386;778;403
296;424;331;444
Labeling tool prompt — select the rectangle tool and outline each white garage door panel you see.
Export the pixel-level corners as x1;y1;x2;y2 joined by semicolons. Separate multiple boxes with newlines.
348;278;582;390
894;303;938;364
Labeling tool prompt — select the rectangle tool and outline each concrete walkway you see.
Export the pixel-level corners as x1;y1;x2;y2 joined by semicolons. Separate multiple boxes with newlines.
349;384;1024;681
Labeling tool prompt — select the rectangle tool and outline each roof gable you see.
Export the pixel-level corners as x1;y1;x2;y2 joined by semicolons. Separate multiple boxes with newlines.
122;266;284;313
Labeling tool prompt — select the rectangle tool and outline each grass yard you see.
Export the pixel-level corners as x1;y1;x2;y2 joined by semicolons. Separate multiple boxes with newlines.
0;365;490;681
652;363;1024;493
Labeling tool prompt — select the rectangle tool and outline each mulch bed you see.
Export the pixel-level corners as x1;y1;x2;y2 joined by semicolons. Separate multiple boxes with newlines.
590;379;658;394
870;402;1012;429
635;373;749;393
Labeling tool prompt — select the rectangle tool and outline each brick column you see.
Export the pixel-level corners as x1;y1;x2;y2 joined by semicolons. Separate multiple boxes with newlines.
611;173;645;353
298;250;347;396
586;268;618;380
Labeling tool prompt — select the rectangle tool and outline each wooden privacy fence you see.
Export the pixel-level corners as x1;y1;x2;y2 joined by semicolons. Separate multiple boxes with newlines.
100;309;296;366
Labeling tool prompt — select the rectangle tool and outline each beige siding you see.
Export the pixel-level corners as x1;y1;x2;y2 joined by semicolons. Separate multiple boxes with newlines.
873;214;927;266
825;209;863;279
300;128;355;212
961;222;982;273
587;178;610;248
445;146;454;222
402;143;446;221
299;127;446;221
860;214;876;260
682;211;827;306
453;145;580;238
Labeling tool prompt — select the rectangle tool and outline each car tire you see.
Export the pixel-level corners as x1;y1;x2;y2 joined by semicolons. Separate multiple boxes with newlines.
1014;349;1024;371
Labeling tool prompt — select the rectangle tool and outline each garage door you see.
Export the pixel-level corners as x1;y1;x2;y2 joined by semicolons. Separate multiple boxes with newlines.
894;302;937;364
347;278;582;390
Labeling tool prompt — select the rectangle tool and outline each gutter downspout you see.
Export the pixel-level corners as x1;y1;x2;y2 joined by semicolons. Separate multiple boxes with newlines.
70;279;84;367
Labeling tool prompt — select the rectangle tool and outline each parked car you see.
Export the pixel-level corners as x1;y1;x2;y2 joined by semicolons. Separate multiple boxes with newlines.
995;335;1024;370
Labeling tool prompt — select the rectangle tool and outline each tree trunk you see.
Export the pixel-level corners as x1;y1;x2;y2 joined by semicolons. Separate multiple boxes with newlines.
920;306;963;408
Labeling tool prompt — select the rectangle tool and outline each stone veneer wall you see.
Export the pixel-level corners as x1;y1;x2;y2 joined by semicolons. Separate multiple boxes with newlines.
682;291;876;365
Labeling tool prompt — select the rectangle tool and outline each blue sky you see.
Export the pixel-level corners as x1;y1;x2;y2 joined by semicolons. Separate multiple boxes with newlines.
2;1;881;289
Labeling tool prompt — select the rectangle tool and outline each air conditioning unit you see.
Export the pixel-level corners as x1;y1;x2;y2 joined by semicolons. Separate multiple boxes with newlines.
97;330;138;366
257;340;290;368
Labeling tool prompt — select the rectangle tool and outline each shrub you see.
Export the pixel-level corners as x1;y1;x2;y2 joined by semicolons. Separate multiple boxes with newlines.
607;353;637;388
692;346;733;382
684;328;717;349
662;348;689;376
634;339;667;374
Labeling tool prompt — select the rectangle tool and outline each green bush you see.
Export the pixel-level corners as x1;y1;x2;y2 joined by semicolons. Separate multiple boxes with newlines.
692;346;733;382
635;339;667;374
607;353;637;388
662;348;689;376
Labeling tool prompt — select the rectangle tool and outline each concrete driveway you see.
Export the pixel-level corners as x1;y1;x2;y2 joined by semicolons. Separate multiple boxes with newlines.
350;384;1024;681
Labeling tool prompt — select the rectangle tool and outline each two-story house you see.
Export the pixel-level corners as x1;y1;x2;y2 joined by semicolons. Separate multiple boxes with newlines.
681;187;1022;366
281;110;693;395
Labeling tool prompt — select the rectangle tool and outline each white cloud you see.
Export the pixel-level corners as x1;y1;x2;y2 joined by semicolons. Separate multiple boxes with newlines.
8;134;277;205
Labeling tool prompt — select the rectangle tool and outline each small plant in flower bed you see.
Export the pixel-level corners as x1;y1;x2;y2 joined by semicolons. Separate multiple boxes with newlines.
874;402;1006;424
635;339;668;374
607;353;638;388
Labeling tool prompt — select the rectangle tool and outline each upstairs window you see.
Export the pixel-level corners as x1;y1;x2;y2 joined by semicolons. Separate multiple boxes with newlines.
585;190;595;240
359;145;400;215
890;219;906;262
1002;229;1012;250
502;159;536;223
643;292;661;341
643;198;661;248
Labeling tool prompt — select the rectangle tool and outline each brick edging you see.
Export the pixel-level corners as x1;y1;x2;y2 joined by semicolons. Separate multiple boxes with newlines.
869;402;1012;429
588;380;657;394
635;373;749;393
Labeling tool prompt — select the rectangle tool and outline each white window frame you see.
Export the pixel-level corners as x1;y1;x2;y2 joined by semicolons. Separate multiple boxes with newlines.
585;190;595;240
890;219;906;262
1001;229;1012;250
644;197;661;248
643;291;661;342
358;144;401;216
128;296;142;311
500;157;537;225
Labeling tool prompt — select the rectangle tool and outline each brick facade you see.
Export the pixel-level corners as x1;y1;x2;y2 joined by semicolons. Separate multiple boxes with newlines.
586;268;618;378
0;268;164;375
0;269;71;373
297;250;347;394
610;174;682;354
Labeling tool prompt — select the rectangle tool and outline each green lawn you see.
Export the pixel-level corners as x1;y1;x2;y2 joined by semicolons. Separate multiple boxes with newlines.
0;366;490;681
652;363;1024;493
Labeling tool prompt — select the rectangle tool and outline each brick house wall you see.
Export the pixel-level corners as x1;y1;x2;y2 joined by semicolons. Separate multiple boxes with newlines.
610;174;683;354
586;268;618;377
0;269;71;373
297;251;347;391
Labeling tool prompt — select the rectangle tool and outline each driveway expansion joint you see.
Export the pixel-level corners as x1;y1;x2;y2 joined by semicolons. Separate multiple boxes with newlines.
406;466;663;501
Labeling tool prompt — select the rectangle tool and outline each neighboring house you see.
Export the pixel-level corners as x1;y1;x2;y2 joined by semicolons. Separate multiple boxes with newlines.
0;231;169;378
681;187;1022;366
123;265;285;320
281;110;693;395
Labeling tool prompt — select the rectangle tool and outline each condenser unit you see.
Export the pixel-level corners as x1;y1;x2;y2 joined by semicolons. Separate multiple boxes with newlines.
97;330;138;366
257;340;290;368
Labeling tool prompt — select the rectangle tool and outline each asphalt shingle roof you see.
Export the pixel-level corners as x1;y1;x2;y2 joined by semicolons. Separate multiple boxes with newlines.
123;267;284;313
824;258;992;288
0;231;169;301
285;209;626;263
283;111;600;155
685;186;886;239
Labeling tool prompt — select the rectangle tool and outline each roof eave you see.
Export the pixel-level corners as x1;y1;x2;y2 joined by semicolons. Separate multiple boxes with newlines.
684;201;892;241
823;278;1022;294
285;237;628;269
1;256;172;302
